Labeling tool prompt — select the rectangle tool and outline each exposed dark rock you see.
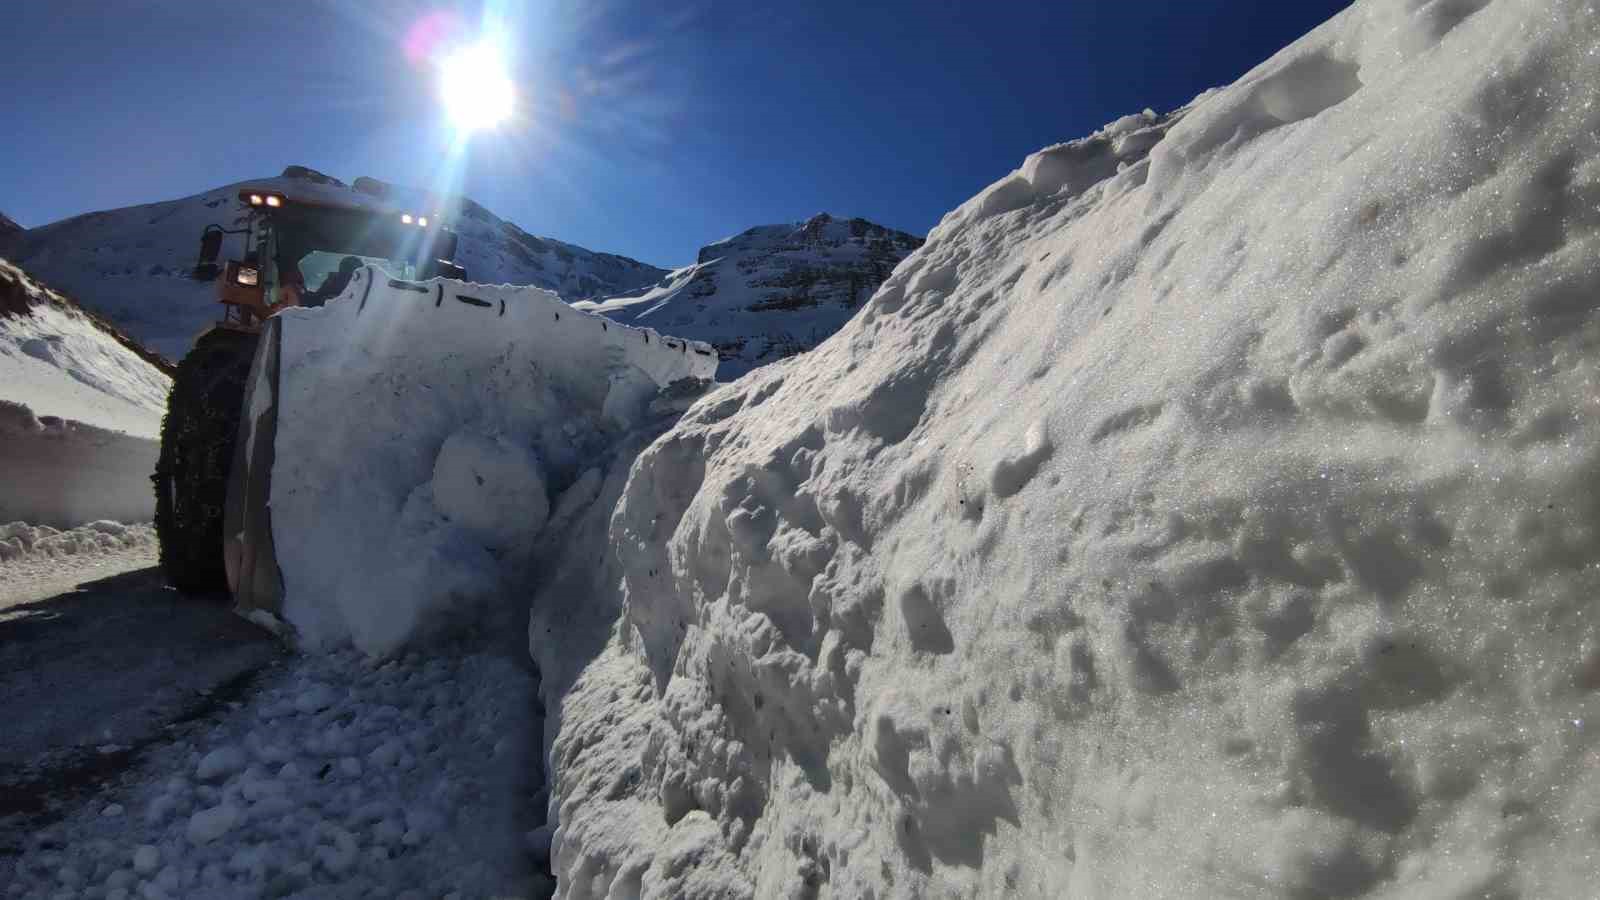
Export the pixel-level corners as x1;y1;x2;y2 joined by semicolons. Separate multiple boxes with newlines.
586;214;922;378
280;166;344;187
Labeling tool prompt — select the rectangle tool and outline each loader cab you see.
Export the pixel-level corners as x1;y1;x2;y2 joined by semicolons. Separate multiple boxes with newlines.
197;188;466;334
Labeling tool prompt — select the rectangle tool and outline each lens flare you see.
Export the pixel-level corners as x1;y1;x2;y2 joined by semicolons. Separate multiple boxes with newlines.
439;43;516;132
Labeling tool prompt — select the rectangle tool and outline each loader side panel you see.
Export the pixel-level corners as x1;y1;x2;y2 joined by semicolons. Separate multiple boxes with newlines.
224;318;286;622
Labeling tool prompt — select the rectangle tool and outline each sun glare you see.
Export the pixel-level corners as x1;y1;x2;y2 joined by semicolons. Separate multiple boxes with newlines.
439;43;516;133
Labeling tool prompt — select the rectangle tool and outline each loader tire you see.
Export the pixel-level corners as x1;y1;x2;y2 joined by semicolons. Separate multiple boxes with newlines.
152;329;258;594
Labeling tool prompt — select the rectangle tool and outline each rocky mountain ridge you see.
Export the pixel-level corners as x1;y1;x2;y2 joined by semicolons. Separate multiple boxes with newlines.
580;212;922;378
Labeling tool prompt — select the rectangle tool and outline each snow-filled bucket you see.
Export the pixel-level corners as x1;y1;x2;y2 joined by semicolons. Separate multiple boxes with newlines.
224;268;716;654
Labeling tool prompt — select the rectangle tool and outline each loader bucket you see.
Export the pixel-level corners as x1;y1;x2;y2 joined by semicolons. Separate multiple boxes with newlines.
215;267;719;652
223;317;286;622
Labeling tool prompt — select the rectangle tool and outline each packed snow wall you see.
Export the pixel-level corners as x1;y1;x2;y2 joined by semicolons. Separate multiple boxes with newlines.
234;269;716;655
0;403;160;527
538;1;1600;896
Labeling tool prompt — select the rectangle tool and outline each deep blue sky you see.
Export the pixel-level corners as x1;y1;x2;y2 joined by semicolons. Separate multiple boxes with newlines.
3;0;1351;267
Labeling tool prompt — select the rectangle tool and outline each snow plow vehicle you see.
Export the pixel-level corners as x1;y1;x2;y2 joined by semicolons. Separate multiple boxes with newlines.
153;181;719;648
154;184;467;593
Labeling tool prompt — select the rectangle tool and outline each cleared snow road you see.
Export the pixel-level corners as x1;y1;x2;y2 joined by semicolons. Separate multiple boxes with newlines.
0;558;552;898
0;566;282;837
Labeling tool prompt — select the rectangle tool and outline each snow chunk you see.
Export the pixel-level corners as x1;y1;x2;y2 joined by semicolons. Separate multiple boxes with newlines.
186;804;240;844
292;682;338;714
988;421;1053;498
194;746;247;781
131;846;160;875
431;431;549;549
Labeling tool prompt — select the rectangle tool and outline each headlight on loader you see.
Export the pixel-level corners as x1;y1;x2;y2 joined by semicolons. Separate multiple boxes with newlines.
236;266;259;286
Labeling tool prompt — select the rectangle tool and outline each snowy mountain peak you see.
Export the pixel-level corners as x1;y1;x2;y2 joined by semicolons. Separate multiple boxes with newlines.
0;211;21;239
0;258;171;436
3;173;670;359
695;213;911;265
583;214;922;378
280;165;345;187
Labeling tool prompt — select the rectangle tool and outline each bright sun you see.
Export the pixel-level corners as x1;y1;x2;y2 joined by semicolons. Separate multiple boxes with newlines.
439;43;515;132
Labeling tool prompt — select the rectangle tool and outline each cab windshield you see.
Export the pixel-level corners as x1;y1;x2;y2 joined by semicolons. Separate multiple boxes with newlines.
262;204;456;299
299;250;414;291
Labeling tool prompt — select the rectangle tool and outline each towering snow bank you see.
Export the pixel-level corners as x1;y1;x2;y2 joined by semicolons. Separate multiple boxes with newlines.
578;215;922;379
267;270;715;655
543;1;1600;896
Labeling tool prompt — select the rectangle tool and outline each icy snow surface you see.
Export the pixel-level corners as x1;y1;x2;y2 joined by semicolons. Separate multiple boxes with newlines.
268;270;715;655
537;1;1600;896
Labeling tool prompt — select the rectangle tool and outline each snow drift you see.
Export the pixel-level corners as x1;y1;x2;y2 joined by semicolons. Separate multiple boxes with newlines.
537;1;1600;896
257;269;716;655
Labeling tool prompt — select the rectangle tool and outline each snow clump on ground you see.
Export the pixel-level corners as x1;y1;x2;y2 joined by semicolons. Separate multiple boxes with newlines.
0;520;158;606
0;521;154;567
